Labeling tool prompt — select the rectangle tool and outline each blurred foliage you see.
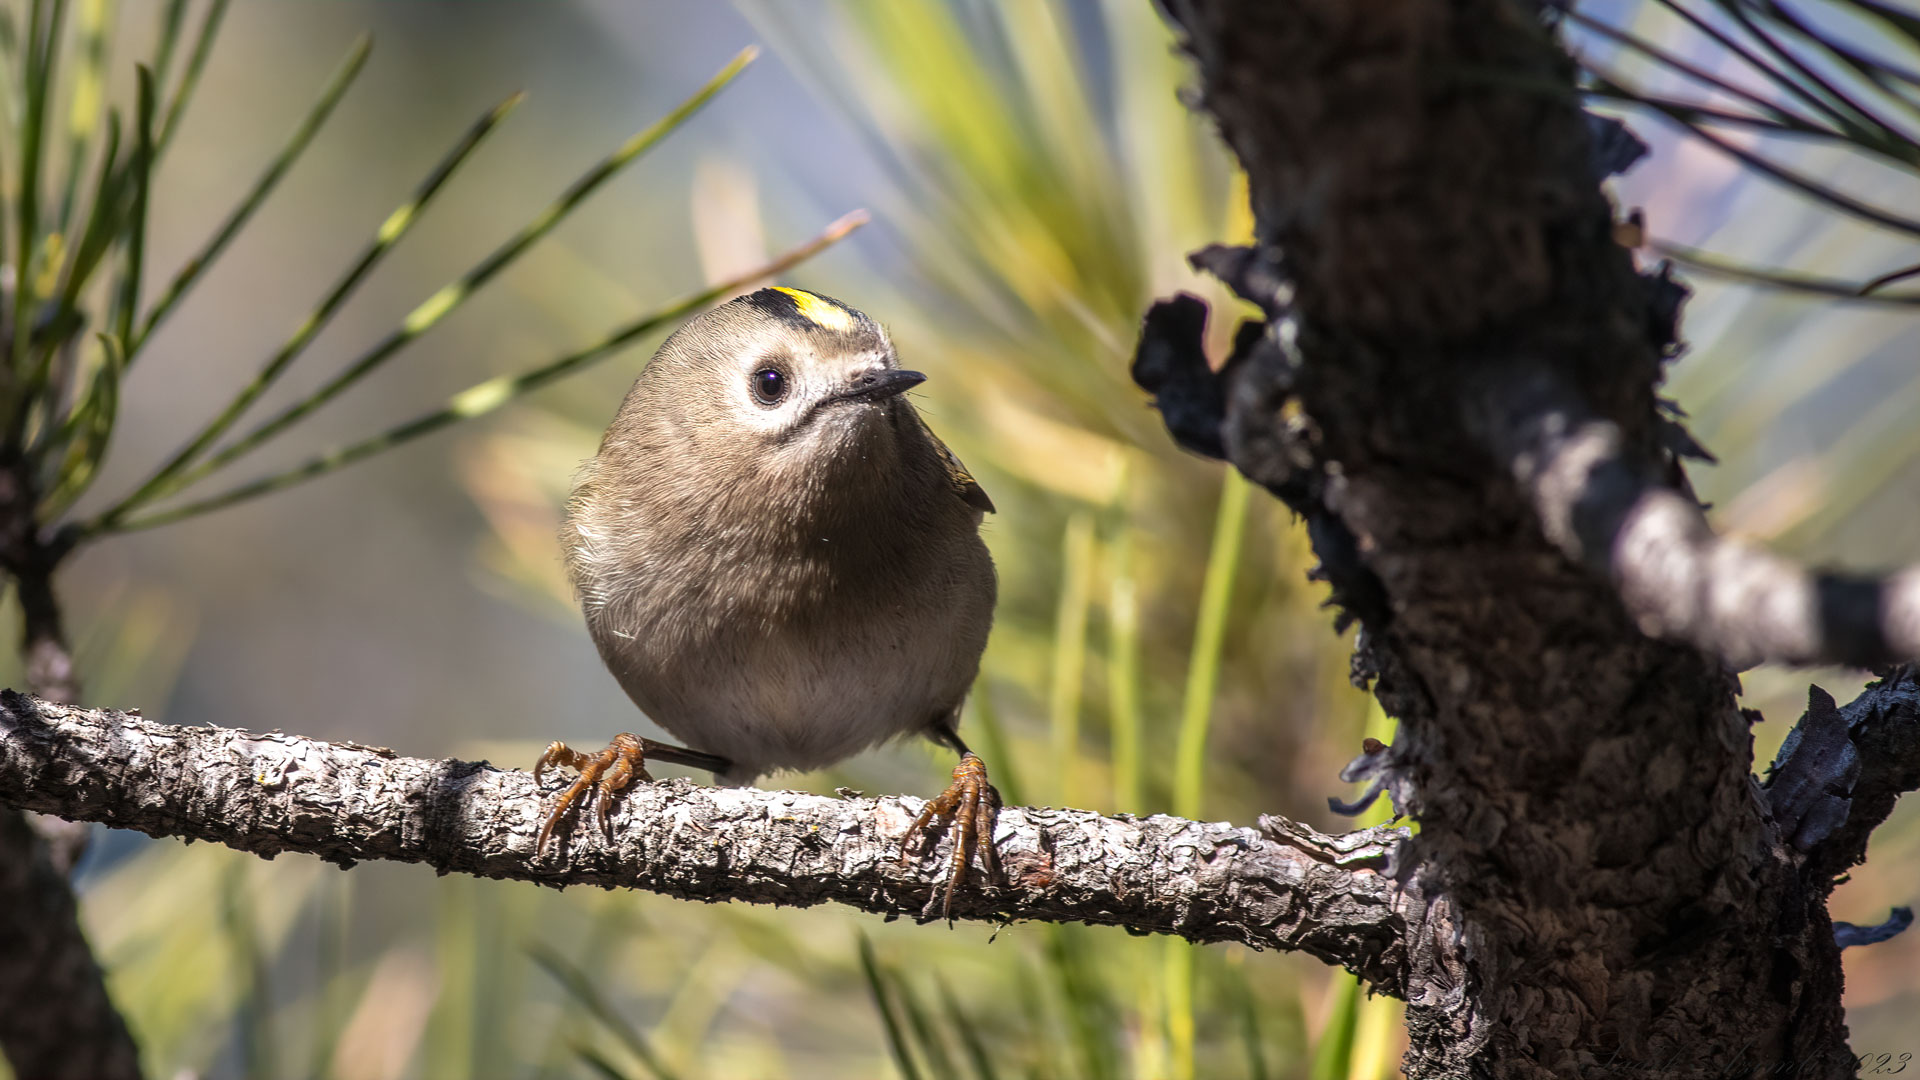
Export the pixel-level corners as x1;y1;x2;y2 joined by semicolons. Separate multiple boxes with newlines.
1568;0;1920;559
1567;0;1920;298
4;0;1915;1078
0;0;858;551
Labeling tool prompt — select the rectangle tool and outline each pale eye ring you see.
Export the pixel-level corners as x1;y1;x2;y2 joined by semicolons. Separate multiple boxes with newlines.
751;367;788;406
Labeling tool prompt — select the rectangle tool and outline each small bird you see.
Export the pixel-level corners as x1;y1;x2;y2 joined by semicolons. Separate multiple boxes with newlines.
536;286;999;914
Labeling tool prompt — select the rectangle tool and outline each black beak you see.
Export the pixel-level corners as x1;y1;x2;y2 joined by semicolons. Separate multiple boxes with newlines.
834;368;926;404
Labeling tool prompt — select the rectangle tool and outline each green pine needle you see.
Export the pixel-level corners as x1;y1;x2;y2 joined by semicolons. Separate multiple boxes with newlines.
130;44;759;510
1172;470;1250;821
893;967;960;1080
146;0;188;93
573;1043;646;1080
130;33;375;358
935;976;1000;1080
154;0;229;158
11;0;59;410
1567;0;1920;299
1048;511;1095;808
41;329;123;516
96;40;502;527
1105;523;1144;813
968;679;1025;807
1654;238;1920;303
113;65;153;359
528;943;680;1080
91;208;866;534
858;934;926;1080
52;0;109;233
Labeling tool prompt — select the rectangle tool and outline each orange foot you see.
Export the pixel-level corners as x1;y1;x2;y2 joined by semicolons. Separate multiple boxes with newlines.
900;752;1000;920
534;733;652;855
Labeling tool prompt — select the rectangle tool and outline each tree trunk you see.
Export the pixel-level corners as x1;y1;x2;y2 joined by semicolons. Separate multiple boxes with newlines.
1147;1;1909;1075
0;452;142;1080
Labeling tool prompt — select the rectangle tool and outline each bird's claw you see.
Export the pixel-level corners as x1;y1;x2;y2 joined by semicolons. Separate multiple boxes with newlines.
900;752;1000;921
534;732;651;856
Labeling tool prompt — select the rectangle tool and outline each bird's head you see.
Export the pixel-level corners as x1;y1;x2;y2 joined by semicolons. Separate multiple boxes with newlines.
633;286;924;465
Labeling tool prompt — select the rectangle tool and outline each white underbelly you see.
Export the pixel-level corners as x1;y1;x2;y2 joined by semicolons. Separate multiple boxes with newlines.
600;602;983;782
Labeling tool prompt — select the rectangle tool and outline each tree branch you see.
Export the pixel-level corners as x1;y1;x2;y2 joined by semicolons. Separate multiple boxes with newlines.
1766;665;1920;884
0;692;1433;990
1466;365;1920;670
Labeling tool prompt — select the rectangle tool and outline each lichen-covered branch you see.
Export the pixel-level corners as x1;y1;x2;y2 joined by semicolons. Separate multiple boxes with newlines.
0;692;1430;988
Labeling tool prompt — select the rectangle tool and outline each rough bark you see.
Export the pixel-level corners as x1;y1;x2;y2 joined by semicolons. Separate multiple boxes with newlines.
0;454;142;1080
1766;666;1920;886
0;808;142;1080
0;692;1432;987
1142;0;1913;1076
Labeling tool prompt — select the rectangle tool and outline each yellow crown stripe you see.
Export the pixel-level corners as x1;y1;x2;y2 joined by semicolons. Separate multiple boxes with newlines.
770;286;856;332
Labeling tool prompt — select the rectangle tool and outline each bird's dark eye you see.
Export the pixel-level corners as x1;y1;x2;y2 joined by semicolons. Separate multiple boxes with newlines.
751;367;788;406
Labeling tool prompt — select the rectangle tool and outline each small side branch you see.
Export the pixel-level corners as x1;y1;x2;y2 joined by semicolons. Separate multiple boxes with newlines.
1768;665;1920;884
1469;367;1920;669
0;693;1427;991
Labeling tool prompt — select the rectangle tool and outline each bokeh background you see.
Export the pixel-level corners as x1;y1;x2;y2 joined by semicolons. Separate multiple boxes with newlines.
3;1;1916;1077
